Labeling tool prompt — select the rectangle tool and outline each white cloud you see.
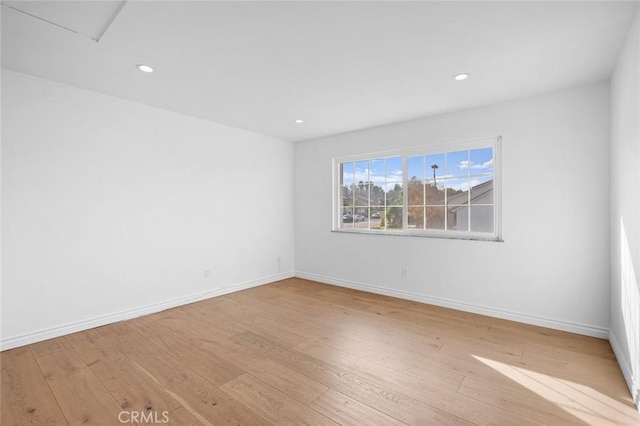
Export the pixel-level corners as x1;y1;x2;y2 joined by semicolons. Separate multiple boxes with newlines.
348;165;402;186
459;158;493;170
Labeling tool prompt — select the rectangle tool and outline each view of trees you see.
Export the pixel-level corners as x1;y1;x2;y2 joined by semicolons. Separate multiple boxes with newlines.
340;147;494;232
343;177;472;230
407;177;467;229
341;181;402;229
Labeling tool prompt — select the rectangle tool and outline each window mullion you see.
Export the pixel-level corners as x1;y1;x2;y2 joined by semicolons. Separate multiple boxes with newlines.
402;156;408;232
368;160;371;230
468;149;471;232
423;156;426;230
444;152;448;231
351;164;356;229
383;159;387;231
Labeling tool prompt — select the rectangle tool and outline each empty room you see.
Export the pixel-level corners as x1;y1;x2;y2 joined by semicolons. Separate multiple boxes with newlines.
1;1;640;425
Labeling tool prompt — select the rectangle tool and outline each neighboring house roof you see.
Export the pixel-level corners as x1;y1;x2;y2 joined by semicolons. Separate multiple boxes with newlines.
448;180;493;211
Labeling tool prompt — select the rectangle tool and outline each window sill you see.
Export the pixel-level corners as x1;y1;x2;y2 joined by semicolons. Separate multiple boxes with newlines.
331;228;503;242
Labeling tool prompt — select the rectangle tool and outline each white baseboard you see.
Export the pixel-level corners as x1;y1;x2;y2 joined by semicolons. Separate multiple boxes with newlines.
0;271;294;351
295;271;610;339
609;331;640;410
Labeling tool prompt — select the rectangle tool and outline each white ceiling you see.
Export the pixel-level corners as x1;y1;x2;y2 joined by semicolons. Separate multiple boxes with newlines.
2;0;126;41
2;1;638;142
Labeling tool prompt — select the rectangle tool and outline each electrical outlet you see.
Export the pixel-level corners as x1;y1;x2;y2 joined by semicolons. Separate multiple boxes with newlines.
277;257;282;273
401;267;409;278
204;268;210;279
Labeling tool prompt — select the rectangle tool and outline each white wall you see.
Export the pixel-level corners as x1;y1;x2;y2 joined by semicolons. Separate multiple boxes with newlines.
610;10;640;407
1;70;295;349
295;82;611;337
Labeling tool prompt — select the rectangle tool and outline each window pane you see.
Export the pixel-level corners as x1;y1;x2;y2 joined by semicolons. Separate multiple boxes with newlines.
448;206;469;231
341;208;354;229
370;159;385;187
470;178;493;205
354;160;369;184
370;184;385;206
426;207;445;230
385;183;403;206
342;162;354;189
341;184;354;209
470;147;493;175
353;208;368;229
426;180;445;204
369;209;383;229
446;178;470;205
386;157;403;182
447;150;469;177
385;207;403;229
407;179;424;206
370;209;385;230
425;154;445;179
471;206;494;232
407;156;424;180
354;182;370;206
336;138;498;238
408;206;424;229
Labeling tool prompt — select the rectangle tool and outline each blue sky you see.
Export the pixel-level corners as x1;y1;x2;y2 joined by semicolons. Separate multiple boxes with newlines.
342;147;493;191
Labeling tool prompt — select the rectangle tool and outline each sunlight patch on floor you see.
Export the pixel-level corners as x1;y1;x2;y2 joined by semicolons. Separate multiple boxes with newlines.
472;355;639;425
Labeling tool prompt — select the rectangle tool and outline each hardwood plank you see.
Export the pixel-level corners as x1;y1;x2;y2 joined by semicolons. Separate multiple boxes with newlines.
269;278;327;296
98;322;271;425
3;278;638;426
231;331;475;426
65;329;182;414
458;375;586;426
126;315;244;386
482;323;615;361
423;341;525;386
165;406;208;425
301;285;493;336
291;321;459;390
242;286;484;346
29;337;71;357
295;340;541;426
1;346;68;425
180;296;310;349
296;340;463;394
490;316;612;349
459;363;640;426
204;338;330;407
228;287;450;356
220;373;337;426
226;293;510;392
193;293;451;386
310;388;407;426
131;314;329;405
35;347;122;425
519;350;629;395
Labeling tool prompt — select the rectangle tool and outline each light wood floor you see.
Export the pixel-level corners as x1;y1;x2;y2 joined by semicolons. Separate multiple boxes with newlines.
2;278;639;425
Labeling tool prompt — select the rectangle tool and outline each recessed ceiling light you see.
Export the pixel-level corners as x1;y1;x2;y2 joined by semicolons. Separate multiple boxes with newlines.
136;64;154;73
294;119;304;124
454;73;469;81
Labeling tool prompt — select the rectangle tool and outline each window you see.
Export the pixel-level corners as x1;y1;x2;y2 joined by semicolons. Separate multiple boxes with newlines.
334;137;501;241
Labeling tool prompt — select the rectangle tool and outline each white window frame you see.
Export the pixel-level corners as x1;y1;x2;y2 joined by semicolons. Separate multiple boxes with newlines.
332;136;502;241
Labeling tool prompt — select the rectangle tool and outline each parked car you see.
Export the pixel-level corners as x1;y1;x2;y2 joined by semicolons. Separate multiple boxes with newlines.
342;214;353;223
371;212;381;219
353;214;365;222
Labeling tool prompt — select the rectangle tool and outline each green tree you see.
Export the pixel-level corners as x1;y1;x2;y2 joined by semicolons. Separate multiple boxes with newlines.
381;183;403;229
